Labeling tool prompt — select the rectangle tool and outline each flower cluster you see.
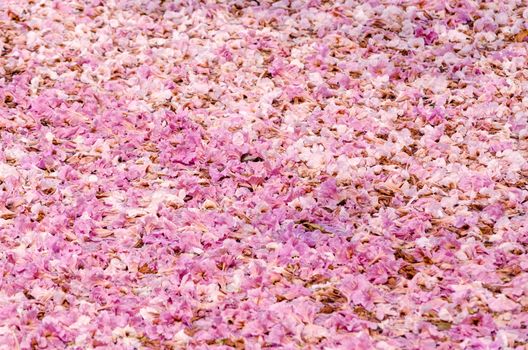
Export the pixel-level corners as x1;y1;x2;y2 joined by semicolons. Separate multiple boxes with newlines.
1;0;528;349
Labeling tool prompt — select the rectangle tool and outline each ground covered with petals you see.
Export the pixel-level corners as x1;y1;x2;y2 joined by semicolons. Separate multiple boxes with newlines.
1;1;528;349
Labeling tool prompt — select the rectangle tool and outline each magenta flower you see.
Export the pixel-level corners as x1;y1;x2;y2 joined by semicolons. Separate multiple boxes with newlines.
0;0;526;348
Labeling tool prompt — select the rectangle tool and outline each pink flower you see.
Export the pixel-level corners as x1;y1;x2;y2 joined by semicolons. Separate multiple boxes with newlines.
483;203;504;222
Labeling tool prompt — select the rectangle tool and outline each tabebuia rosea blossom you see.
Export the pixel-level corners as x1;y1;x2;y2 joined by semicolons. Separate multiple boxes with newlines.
1;0;528;349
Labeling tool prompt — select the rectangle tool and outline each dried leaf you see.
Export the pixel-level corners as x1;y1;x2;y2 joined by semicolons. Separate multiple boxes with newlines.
398;264;417;280
138;263;157;274
514;30;528;42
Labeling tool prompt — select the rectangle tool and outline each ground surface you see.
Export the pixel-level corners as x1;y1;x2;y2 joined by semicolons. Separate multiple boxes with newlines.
1;0;528;349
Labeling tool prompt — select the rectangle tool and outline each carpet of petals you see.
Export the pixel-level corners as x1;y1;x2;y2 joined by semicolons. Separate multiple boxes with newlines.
1;0;528;349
